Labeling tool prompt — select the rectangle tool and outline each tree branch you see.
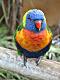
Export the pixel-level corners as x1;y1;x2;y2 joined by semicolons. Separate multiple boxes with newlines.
0;47;60;80
0;15;4;23
2;0;9;26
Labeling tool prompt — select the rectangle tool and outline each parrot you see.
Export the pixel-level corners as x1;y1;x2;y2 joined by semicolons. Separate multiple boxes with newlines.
15;9;52;66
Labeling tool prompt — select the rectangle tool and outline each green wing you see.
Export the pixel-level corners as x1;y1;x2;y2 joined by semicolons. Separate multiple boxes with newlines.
14;11;28;56
14;22;23;38
46;25;53;36
14;22;24;56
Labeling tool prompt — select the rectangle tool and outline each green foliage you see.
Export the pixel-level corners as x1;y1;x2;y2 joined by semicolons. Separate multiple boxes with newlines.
0;24;8;47
0;24;16;49
0;68;30;80
0;0;2;6
45;45;60;61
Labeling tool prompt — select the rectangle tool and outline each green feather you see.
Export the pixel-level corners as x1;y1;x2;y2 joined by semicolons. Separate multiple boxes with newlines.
17;49;22;56
14;22;23;39
14;23;23;56
23;9;32;27
46;25;53;37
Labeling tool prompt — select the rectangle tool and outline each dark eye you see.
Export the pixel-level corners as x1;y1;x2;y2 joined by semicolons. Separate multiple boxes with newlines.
28;18;32;21
41;19;44;21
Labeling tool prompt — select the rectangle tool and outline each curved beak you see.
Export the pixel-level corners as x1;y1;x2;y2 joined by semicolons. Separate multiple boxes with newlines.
35;20;42;31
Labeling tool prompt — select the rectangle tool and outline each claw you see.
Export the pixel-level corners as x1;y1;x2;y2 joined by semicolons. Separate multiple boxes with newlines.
35;56;43;65
23;55;27;66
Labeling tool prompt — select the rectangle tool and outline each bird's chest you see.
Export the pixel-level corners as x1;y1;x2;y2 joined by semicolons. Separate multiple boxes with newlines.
16;29;51;52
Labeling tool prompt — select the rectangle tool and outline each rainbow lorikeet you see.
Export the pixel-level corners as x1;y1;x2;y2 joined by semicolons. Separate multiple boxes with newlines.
15;9;52;66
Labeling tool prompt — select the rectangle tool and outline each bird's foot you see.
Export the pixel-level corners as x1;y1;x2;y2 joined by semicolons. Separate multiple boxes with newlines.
23;55;27;67
16;56;27;68
35;56;43;66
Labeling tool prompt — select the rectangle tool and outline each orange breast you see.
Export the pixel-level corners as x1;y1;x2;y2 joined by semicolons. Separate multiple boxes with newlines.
16;29;52;52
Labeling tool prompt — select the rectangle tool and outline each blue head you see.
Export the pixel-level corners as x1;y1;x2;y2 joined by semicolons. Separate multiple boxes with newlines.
23;9;47;33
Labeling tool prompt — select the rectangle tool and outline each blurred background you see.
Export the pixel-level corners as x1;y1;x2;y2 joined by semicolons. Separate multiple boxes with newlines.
0;0;60;80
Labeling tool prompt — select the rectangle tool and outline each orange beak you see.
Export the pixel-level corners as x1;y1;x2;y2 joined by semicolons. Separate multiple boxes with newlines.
35;20;42;30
